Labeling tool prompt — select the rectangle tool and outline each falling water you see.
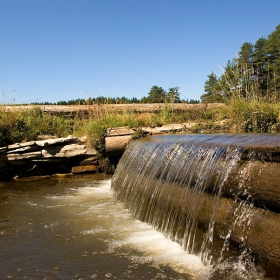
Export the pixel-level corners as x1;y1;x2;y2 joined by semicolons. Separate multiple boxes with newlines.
0;174;210;279
112;134;280;279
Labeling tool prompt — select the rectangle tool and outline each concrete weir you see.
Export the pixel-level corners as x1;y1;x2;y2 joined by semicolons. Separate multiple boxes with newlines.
111;133;280;270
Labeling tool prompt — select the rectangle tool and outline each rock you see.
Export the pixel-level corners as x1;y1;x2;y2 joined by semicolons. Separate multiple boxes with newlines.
105;135;131;157
142;124;185;134
6;145;39;154
71;165;100;174
42;144;92;158
1;151;42;161
0;147;7;154
79;157;99;166
8;141;36;150
35;135;77;147
106;127;135;137
42;144;97;158
31;158;69;164
0;135;99;179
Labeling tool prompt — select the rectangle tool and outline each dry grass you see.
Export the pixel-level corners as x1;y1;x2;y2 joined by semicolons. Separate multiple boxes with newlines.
1;100;279;150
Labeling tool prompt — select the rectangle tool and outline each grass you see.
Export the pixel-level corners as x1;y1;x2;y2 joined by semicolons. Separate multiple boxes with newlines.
0;106;73;146
1;100;279;152
227;97;280;132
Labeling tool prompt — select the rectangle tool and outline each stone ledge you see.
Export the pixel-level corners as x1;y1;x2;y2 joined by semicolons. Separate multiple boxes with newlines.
0;136;99;180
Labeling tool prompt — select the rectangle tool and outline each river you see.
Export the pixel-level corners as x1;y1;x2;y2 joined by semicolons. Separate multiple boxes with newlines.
0;174;209;280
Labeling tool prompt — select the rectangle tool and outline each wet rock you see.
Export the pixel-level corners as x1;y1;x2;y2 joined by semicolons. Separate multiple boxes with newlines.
0;135;99;179
79;157;99;166
71;165;100;174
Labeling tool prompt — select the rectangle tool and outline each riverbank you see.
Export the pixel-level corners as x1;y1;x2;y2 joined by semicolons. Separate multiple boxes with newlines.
0;123;202;180
1;101;280;180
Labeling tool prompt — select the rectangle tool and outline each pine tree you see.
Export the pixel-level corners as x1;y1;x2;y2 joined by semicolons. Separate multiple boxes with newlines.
146;86;166;103
167;87;181;103
253;37;268;97
265;24;280;100
201;72;224;102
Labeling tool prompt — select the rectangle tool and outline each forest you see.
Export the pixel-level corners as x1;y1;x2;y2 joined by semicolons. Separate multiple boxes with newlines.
201;24;280;103
33;86;200;105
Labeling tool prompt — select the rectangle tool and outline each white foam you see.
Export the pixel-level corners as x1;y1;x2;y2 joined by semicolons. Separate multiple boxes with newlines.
45;178;210;278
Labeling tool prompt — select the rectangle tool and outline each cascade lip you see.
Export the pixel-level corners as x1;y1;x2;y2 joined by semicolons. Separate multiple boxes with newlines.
150;133;280;149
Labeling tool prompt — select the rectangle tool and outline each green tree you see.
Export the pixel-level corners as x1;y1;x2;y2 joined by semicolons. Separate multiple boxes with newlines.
265;24;280;63
146;86;167;103
167;87;181;103
238;42;254;64
265;24;280;99
201;72;224;102
253;37;268;97
202;24;280;103
236;43;254;98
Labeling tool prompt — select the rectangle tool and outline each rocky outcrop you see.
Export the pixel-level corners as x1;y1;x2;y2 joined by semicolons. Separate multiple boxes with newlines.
0;135;99;180
0;124;194;179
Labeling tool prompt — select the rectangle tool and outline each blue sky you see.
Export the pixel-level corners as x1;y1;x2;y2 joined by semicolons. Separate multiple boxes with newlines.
1;0;280;104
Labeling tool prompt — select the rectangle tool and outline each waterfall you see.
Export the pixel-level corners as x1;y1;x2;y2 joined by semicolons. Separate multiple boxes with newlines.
111;134;280;276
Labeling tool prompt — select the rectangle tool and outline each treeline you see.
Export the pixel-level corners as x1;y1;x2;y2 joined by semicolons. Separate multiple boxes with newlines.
32;86;200;105
201;24;280;103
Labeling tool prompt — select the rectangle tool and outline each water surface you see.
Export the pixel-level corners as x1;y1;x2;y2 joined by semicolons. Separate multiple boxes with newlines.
0;174;208;280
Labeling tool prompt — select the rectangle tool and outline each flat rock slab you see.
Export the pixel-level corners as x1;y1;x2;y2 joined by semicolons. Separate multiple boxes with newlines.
80;157;99;166
106;124;187;138
0;135;99;180
2;151;42;161
35;135;78;147
106;127;135;137
71;165;100;174
42;144;89;158
143;124;185;134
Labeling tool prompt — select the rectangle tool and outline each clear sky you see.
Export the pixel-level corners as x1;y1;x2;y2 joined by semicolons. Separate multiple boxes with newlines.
1;0;280;104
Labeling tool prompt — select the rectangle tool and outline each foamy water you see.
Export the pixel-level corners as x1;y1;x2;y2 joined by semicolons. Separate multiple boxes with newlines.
0;174;210;279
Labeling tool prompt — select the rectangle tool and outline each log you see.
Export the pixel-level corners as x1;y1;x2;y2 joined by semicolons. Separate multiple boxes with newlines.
105;135;131;157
